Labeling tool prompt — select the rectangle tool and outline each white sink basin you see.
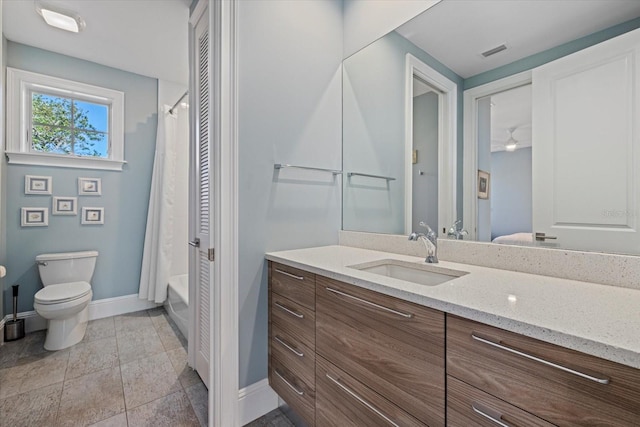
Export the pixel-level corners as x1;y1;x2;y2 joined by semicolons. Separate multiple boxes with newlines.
348;259;468;286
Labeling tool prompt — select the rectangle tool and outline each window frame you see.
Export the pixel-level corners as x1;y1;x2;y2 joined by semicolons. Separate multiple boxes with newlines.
6;67;126;171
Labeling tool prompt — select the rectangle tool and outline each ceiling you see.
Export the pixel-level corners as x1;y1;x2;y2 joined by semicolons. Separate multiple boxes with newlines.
396;0;640;78
490;84;531;153
3;0;190;85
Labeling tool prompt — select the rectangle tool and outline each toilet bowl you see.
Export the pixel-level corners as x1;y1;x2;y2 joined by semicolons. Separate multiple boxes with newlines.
33;251;98;351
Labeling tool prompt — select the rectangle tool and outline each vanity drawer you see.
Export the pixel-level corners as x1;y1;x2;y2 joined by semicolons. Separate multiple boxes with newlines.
270;262;315;310
270;294;315;348
269;356;315;426
315;276;445;426
316;356;425;427
271;322;315;387
447;376;554;427
447;315;640;426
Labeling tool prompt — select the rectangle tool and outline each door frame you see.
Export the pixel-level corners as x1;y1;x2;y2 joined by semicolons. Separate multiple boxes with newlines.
462;70;532;240
189;0;239;426
404;54;457;236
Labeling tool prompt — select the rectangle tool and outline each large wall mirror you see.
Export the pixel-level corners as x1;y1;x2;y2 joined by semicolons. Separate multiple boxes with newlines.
342;0;640;255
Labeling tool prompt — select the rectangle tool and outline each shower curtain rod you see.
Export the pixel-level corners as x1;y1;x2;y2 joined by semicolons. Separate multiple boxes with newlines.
169;91;189;114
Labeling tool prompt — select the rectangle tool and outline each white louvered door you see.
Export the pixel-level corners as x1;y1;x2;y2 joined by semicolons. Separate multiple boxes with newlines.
191;7;212;389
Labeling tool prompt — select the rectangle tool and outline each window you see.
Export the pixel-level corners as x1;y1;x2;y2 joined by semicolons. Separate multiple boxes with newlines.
7;68;125;171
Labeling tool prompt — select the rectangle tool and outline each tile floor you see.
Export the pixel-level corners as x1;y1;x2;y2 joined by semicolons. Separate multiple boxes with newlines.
245;409;294;427
0;307;207;427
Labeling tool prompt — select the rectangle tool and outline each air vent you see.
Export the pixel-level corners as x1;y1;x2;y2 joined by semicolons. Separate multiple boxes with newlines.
481;44;507;58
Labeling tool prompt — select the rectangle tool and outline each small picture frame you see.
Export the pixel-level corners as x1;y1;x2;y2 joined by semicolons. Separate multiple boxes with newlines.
52;197;77;215
478;170;490;200
82;207;104;225
21;207;48;227
78;177;102;196
25;175;52;195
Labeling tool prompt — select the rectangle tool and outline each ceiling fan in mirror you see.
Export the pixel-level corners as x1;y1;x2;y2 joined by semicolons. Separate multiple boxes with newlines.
504;127;518;152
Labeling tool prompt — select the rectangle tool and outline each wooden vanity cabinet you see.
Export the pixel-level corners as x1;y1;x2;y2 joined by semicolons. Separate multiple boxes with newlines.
447;376;554;427
315;276;445;426
315;355;425;427
268;262;317;426
268;261;640;426
447;315;640;426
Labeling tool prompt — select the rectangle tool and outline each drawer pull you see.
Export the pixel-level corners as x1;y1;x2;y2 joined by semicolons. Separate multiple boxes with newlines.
274;369;304;396
471;333;610;385
471;404;511;427
325;287;413;319
326;373;400;427
274;335;304;357
275;268;304;281
274;301;304;319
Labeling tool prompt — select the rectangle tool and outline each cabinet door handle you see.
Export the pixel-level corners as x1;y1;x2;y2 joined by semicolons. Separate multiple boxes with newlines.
274;335;304;357
471;404;511;427
325;287;413;319
471;333;610;384
326;373;399;427
274;301;304;319
274;369;304;396
274;268;304;280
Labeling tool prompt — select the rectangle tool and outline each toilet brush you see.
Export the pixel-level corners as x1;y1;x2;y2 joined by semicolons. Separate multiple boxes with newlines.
5;284;25;341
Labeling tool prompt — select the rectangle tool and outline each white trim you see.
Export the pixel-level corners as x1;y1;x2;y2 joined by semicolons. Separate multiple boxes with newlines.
6;67;125;171
2;294;160;333
238;379;279;426
0;317;6;345
189;0;207;26
210;0;240;425
3;310;48;333
6;152;126;171
187;0;199;375
462;71;532;240
88;293;159;319
404;54;457;236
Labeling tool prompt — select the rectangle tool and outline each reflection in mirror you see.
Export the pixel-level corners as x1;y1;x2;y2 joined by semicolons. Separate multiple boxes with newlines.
478;84;532;244
342;32;459;236
411;76;439;233
342;0;640;255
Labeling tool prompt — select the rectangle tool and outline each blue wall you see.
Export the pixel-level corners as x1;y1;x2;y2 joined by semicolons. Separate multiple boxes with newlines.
238;0;343;388
411;91;438;232
3;42;157;314
490;147;532;240
343;30;464;234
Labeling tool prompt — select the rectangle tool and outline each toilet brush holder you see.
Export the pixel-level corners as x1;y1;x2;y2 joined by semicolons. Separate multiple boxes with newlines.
5;284;25;341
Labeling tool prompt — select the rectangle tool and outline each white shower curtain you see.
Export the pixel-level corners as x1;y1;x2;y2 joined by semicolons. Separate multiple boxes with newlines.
139;105;189;303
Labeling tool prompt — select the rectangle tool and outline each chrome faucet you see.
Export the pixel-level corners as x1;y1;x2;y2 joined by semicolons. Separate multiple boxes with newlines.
408;221;438;263
447;220;468;240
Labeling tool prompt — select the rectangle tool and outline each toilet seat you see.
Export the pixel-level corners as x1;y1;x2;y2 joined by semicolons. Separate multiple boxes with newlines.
34;281;91;305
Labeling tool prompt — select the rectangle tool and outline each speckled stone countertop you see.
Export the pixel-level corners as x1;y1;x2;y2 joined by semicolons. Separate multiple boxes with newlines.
266;245;640;369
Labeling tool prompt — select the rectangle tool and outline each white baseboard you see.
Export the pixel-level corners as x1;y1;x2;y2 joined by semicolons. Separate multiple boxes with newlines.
238;378;278;425
2;294;160;332
88;294;159;320
1;310;47;333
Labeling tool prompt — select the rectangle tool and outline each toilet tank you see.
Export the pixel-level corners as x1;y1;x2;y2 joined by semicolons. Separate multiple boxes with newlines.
36;251;99;286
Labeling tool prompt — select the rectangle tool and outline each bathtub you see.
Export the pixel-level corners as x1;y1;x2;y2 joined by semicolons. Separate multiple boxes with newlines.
165;274;189;339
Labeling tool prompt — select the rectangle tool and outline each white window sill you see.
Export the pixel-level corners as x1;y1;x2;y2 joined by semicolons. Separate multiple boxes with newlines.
6;151;126;171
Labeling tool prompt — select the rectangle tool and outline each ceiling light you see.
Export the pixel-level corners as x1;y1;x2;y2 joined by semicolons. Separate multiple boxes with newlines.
505;128;518;151
36;3;85;33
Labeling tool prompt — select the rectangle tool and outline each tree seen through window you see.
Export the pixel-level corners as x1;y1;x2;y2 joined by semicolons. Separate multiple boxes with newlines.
31;93;109;158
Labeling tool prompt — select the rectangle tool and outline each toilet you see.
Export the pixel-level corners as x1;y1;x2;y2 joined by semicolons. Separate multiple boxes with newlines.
33;250;98;351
